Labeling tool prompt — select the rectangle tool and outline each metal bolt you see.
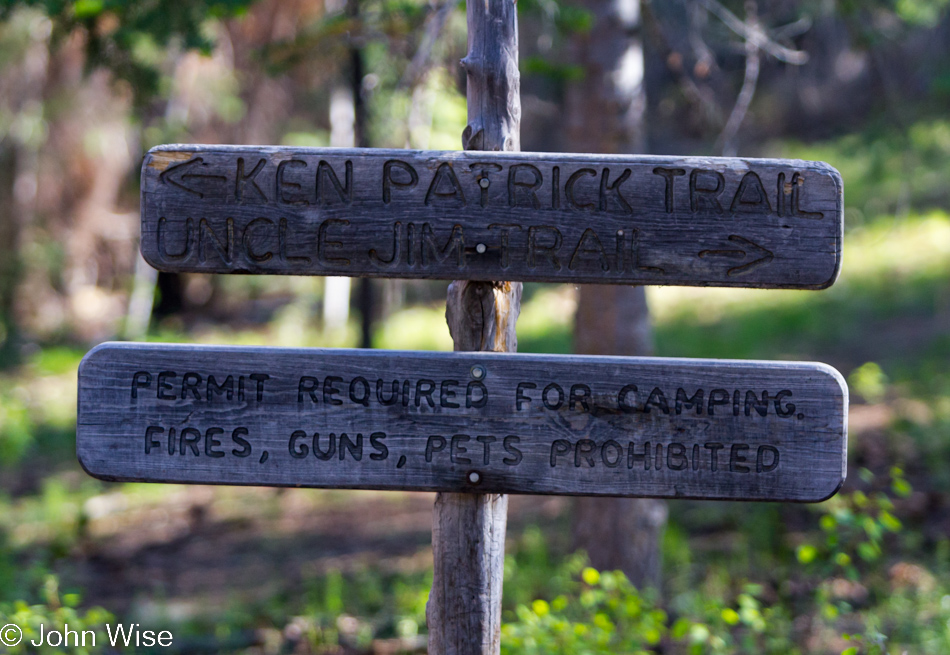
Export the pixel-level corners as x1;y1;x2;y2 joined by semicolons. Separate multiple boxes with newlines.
468;471;481;484
475;243;487;254
478;177;490;189
471;365;486;380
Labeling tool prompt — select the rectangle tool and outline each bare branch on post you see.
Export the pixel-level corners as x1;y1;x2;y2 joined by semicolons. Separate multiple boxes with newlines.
427;0;521;653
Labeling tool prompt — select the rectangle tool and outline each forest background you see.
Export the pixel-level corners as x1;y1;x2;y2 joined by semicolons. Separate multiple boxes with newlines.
0;0;949;653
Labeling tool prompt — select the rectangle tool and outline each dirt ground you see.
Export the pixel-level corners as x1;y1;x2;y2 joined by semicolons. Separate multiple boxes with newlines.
68;485;568;619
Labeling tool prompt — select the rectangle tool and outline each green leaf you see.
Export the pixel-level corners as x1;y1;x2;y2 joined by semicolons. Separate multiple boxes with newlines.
797;544;818;564
671;618;691;639
581;567;600;586
555;5;594;33
892;478;913;498
688;623;710;643
848;362;888;402
858;541;881;561
73;0;104;19
835;552;852;567
721;608;740;625
879;510;902;532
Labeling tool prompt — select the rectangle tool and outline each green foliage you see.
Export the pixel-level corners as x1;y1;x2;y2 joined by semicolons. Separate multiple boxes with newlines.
834;0;950;48
791;468;926;653
893;0;950;25
27;346;83;376
780;121;950;225
841;628;888;655
296;565;430;643
0;576;113;654
517;0;594;36
499;468;943;654
502;567;801;655
681;587;798;655
653;211;950;363
501;567;668;655
521;56;584;83
504;526;586;612
0;346;85;467
796;467;909;580
515;0;593;85
849;362;889;404
0;0;257;106
0;387;33;465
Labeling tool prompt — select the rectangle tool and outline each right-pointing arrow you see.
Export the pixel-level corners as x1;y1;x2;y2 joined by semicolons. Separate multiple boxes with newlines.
699;235;774;277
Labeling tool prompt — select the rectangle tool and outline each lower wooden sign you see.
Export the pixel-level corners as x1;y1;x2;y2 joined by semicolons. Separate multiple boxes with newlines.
77;343;848;502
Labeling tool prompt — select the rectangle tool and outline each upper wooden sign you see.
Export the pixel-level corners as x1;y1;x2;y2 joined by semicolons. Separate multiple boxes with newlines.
78;342;848;501
141;145;843;288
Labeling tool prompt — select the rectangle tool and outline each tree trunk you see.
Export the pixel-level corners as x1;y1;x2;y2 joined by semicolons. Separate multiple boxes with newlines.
426;1;521;653
567;0;668;591
0;146;21;365
348;0;375;349
323;84;356;332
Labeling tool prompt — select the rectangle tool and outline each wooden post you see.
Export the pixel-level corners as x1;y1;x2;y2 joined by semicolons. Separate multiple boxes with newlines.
427;0;521;652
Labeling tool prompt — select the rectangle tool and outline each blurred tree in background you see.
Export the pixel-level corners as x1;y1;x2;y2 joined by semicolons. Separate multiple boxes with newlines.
561;0;669;590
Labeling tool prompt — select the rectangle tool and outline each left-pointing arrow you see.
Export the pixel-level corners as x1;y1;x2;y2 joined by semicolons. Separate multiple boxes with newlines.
159;158;227;198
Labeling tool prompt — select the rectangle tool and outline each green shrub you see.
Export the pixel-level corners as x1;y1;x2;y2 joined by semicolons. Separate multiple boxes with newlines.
501;567;668;655
0;577;112;655
501;567;799;655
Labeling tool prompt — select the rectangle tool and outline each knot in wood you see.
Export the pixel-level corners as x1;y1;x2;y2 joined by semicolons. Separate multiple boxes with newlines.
462;124;485;151
459;56;482;73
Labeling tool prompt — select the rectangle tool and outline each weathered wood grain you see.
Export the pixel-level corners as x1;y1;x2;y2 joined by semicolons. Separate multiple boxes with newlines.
140;145;843;288
430;3;522;652
77;342;848;502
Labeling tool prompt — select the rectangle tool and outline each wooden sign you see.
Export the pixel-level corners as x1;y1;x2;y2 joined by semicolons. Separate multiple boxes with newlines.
78;342;848;501
141;145;843;288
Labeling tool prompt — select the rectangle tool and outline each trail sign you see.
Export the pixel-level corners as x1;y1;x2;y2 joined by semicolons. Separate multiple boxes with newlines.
82;3;849;649
141;145;842;288
78;342;847;502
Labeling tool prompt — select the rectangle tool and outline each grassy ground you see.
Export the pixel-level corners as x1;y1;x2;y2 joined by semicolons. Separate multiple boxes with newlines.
0;195;948;653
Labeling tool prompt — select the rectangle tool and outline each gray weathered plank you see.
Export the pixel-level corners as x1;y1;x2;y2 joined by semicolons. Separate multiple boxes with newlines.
77;342;848;502
140;146;843;288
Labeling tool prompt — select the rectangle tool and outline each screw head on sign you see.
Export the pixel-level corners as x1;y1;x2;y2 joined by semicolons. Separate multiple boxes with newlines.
478;177;490;189
476;243;487;254
471;365;486;380
468;471;481;484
